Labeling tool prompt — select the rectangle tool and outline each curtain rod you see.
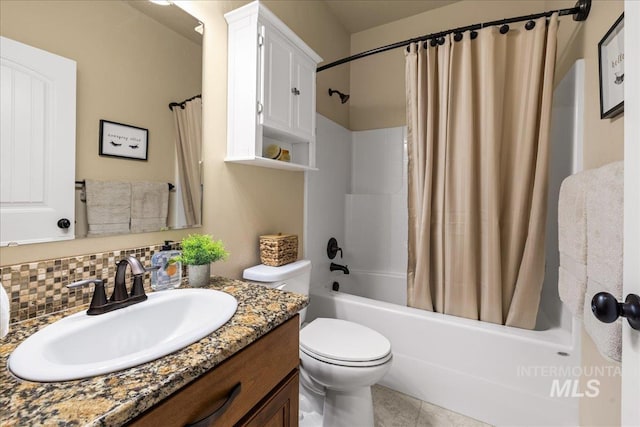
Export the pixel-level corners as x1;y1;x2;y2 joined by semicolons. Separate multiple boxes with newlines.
317;0;591;72
168;94;202;111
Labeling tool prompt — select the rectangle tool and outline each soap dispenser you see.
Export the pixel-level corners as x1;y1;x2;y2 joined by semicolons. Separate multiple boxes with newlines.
151;240;182;291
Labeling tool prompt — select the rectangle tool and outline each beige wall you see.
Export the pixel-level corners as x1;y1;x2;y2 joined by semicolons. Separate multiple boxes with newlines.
0;0;202;265
550;0;624;170
348;0;547;131
0;0;201;184
175;0;350;279
550;1;625;424
0;0;349;277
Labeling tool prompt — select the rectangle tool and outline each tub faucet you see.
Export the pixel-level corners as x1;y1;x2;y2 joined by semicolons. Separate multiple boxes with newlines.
330;262;350;275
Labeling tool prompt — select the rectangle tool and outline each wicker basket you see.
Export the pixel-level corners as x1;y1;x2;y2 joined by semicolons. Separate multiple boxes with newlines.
259;233;298;266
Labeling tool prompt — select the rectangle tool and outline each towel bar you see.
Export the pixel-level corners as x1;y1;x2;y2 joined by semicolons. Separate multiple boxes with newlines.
75;180;174;190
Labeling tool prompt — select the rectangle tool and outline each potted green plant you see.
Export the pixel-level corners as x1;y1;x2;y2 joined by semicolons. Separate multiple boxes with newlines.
175;234;229;287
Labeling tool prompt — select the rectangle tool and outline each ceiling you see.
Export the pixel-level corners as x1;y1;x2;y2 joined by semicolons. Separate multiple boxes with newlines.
125;1;202;45
130;1;461;45
324;0;462;34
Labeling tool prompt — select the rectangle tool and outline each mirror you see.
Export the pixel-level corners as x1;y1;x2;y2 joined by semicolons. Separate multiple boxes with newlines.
0;0;203;239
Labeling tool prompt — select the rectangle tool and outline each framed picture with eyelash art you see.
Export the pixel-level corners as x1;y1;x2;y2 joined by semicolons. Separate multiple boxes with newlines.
98;119;149;161
598;13;624;119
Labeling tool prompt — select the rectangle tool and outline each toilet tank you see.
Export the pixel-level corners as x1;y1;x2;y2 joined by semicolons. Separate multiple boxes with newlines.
242;260;311;296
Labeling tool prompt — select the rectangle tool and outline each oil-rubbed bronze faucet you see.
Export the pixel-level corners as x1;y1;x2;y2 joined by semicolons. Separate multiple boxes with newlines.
67;255;158;315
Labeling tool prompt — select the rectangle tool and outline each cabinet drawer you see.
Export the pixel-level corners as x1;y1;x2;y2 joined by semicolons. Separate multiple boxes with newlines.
129;315;299;427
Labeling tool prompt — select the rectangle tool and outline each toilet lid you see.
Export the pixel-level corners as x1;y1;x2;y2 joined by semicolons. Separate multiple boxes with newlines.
300;318;391;363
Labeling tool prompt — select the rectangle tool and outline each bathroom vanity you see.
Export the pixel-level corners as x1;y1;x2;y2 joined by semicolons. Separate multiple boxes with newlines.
0;278;307;426
130;315;299;426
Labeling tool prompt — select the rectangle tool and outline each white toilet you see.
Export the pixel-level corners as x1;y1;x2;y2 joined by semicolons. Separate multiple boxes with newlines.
243;260;392;427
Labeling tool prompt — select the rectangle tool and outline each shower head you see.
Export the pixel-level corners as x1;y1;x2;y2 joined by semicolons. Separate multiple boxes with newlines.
328;88;350;104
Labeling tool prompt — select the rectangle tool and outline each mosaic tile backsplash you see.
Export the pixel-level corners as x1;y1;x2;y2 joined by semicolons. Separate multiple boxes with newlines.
1;243;183;324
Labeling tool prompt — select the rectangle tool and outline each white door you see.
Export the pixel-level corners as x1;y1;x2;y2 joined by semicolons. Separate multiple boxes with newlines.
262;24;293;132
622;1;640;425
0;37;76;246
292;54;315;138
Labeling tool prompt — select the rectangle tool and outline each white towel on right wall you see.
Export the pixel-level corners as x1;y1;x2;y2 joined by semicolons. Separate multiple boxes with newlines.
582;161;624;362
558;170;589;318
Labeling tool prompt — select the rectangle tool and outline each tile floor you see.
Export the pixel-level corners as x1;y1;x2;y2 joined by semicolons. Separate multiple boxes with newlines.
372;385;492;427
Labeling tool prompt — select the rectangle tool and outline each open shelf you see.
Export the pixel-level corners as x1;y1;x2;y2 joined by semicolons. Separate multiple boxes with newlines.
224;156;318;171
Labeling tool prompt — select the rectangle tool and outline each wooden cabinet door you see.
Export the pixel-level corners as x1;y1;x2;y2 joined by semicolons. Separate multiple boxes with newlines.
128;316;299;427
237;371;299;427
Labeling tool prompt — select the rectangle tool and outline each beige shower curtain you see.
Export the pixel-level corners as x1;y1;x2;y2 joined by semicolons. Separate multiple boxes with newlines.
172;97;202;226
405;15;558;329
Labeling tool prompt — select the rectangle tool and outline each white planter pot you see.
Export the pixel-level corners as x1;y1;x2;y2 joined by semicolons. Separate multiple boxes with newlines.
187;264;210;288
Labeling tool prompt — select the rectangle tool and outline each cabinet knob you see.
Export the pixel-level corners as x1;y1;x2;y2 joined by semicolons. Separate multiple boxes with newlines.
57;218;71;229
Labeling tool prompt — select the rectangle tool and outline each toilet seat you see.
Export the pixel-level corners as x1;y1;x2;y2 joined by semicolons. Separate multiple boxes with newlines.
300;318;392;367
301;346;392;367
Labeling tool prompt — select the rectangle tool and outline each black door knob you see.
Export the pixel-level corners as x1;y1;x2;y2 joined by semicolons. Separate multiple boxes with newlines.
591;292;640;331
57;218;71;229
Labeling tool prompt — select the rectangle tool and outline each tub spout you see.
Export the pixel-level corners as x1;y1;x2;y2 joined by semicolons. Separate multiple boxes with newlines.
330;262;349;275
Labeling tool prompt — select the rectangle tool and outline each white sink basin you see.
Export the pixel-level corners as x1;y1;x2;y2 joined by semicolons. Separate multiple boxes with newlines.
8;288;238;382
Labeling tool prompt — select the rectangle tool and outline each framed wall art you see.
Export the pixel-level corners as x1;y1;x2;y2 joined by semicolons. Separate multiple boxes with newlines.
99;120;149;161
598;13;624;119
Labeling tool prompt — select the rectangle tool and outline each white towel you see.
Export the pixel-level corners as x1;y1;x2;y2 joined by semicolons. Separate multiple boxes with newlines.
582;161;624;362
85;180;131;236
1;283;9;338
557;171;589;318
130;181;169;233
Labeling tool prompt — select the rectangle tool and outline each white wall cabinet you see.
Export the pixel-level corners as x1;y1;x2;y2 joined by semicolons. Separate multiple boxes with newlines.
225;1;322;171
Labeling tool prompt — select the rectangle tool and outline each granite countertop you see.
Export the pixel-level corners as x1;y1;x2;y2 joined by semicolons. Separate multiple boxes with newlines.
0;277;308;427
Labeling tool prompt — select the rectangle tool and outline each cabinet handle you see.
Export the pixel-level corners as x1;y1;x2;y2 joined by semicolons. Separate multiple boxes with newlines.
184;382;242;427
257;102;263;114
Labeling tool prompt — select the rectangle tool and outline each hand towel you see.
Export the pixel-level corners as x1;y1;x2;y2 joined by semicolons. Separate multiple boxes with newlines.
85;180;131;236
557;171;589;318
1;283;9;338
130;181;169;233
582;161;623;362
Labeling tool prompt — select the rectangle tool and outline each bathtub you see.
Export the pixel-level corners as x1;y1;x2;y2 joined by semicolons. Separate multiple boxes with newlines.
306;270;581;426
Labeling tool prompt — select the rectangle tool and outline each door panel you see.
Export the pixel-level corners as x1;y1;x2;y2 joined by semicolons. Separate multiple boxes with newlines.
622;2;640;424
0;36;76;245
